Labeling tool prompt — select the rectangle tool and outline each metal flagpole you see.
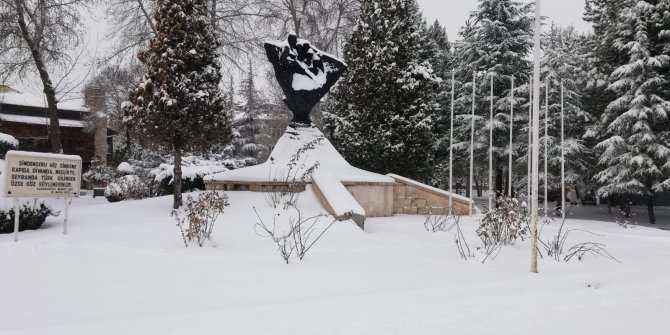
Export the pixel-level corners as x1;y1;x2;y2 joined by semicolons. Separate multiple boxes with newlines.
449;71;455;215
527;76;532;205
509;77;514;196
561;80;565;220
544;80;549;218
470;72;476;215
530;0;542;273
489;75;494;209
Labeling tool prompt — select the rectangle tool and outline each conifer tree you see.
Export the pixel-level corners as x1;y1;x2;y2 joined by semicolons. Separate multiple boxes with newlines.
232;61;267;163
453;0;533;196
323;0;441;181
124;0;232;209
427;20;455;185
594;0;670;224
539;25;594;197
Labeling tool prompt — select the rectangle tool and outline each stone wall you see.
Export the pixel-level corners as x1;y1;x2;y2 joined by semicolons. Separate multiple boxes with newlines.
390;176;472;216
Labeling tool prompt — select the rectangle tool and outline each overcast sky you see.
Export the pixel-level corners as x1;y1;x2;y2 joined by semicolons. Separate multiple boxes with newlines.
417;0;592;40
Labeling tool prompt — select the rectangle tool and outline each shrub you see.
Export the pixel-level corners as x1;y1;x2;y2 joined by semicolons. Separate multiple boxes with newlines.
104;175;150;202
477;196;529;261
0;201;57;234
83;157;115;186
172;191;229;247
0;133;18;159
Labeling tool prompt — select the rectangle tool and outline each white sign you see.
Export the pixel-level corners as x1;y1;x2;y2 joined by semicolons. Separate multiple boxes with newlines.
4;150;82;198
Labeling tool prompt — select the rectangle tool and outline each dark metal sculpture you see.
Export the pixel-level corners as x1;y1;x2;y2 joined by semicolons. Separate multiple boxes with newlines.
265;34;347;125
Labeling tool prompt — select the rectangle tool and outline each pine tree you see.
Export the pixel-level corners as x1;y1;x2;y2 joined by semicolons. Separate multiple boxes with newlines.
232;61;267;163
594;0;670;224
427;20;455;186
124;0;232;209
538;25;594;200
322;0;441;181
453;0;533;197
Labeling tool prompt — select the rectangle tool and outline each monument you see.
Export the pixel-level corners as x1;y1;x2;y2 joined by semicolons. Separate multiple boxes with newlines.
205;35;473;227
264;34;347;126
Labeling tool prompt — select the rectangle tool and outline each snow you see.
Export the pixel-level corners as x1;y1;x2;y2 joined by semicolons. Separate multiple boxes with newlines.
0;191;669;334
151;156;232;183
312;170;365;217
292;72;327;91
0;89;86;111
5;150;82;162
387;173;473;204
117;162;134;174
208;126;394;184
0;113;87;128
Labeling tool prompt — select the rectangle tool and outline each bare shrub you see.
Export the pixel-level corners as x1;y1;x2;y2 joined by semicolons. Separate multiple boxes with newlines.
540;210;620;263
253;204;335;264
172;191;229;247
266;137;322;209
423;213;474;260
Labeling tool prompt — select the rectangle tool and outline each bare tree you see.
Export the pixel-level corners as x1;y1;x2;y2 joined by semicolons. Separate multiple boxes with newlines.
0;0;88;153
261;0;359;55
83;62;142;158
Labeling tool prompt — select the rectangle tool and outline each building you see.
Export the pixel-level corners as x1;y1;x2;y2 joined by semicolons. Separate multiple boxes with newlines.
0;85;115;170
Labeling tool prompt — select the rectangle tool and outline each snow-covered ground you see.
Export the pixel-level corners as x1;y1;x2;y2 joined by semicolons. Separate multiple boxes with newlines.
1;190;669;335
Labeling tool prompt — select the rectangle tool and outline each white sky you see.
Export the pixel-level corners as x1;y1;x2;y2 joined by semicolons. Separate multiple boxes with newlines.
417;0;592;40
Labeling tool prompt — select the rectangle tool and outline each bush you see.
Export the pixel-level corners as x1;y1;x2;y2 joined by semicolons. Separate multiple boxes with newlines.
477;196;529;261
83;157;115;186
0;133;18;159
172;191;229;247
104;175;150;202
0;201;57;234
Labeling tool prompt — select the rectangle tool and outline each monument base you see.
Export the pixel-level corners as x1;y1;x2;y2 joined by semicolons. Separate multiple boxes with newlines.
205;126;473;226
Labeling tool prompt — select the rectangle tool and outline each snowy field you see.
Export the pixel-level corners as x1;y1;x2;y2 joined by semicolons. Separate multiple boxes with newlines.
1;189;669;335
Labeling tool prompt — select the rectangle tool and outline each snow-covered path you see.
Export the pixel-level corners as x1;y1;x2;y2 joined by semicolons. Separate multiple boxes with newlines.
1;191;669;334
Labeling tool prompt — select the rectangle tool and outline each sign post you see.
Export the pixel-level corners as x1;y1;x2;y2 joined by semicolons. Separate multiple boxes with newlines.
4;151;82;241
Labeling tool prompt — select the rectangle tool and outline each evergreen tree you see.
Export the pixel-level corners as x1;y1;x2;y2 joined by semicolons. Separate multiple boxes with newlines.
232;61;267;163
594;0;670;224
322;0;441;181
124;0;232;209
453;0;533;197
427;20;455;186
539;25;594;198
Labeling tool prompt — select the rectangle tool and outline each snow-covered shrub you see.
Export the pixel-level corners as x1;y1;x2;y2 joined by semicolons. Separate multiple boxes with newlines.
150;155;235;195
477;196;529;261
104;175;150;202
0;200;57;234
172;191;229;247
83;157;115;186
116;162;134;176
0;133;18;159
253;204;335;264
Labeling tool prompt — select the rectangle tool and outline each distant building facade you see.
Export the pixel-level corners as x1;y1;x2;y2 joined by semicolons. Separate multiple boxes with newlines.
0;86;115;170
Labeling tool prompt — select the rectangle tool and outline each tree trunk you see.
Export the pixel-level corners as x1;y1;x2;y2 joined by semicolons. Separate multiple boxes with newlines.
474;176;482;197
648;194;656;225
173;147;183;209
14;0;63;153
495;167;504;197
125;125;132;158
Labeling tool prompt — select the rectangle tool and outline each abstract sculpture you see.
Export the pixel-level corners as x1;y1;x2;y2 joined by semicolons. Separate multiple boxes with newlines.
264;34;347;125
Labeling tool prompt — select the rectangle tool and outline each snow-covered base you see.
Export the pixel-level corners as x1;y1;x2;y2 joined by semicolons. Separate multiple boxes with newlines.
1;191;669;334
207;126;394;184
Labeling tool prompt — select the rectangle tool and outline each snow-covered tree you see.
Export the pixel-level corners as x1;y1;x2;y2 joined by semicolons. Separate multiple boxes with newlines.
427;20;455;186
538;25;594;197
124;0;232;209
323;0;441;181
594;0;670;225
452;0;533;196
231;61;268;163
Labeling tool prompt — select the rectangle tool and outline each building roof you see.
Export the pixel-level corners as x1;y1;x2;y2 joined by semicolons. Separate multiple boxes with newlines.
0;86;87;112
